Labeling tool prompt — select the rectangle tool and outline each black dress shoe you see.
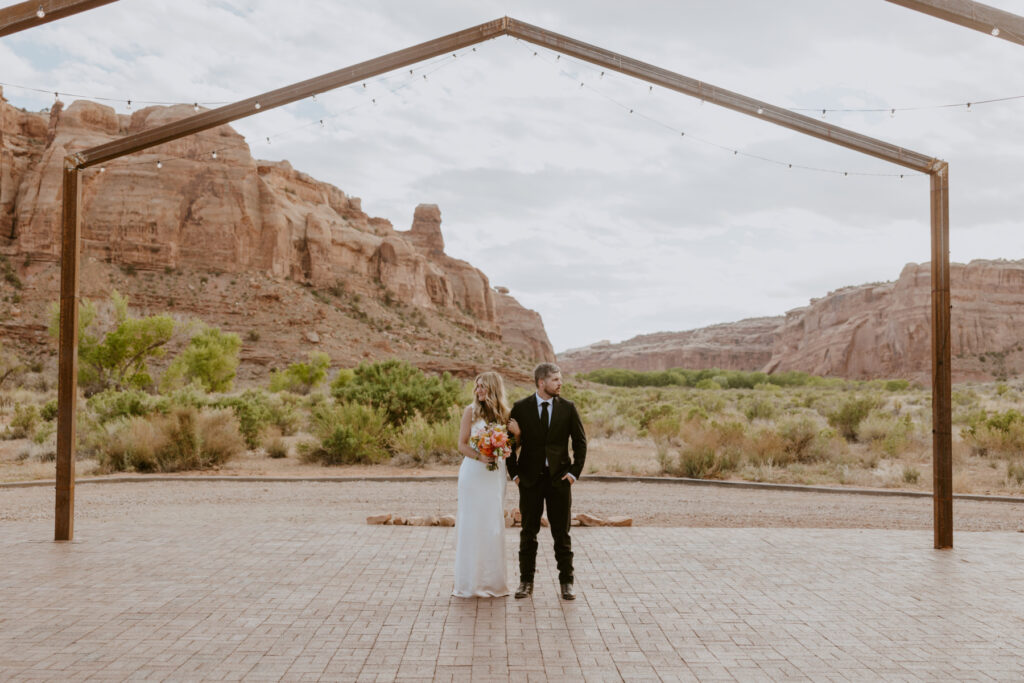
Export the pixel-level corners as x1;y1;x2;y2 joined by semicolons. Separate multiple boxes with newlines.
515;582;533;599
560;583;576;600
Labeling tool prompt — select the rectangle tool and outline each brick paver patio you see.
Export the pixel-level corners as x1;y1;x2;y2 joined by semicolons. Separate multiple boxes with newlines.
2;512;1023;680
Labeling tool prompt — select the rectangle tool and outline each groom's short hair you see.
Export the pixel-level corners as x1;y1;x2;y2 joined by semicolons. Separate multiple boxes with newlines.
534;362;561;385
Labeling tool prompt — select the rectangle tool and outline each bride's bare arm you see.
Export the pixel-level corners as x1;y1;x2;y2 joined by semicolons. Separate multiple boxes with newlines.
457;405;479;461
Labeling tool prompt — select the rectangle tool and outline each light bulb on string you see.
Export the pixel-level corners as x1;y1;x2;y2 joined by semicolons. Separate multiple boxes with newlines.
35;5;45;18
992;27;1000;36
266;136;271;145
821;109;826;118
211;151;217;159
756;108;763;115
890;108;896;118
311;94;317;102
157;160;163;169
319;119;324;128
100;166;106;173
966;102;972;111
53;91;58;101
254;102;261;110
127;99;132;110
193;103;199;112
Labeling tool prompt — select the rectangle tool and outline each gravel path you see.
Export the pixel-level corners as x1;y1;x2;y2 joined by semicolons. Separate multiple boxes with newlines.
3;478;1023;531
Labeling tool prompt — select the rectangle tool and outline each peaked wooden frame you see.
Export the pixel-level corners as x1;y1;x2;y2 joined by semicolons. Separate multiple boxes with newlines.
884;0;1024;47
54;17;954;548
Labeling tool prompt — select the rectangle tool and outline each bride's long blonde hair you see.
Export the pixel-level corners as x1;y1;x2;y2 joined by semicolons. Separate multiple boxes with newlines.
471;371;510;424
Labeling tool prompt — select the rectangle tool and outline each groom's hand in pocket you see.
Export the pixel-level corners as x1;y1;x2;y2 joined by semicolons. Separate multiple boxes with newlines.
562;474;575;486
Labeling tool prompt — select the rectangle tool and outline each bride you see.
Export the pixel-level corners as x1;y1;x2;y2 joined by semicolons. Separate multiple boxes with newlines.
452;371;512;598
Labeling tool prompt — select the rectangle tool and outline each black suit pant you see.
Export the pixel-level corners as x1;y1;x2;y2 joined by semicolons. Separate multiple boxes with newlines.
518;468;573;584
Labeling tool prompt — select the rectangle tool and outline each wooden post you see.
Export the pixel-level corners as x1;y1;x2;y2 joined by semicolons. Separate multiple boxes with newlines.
55;160;81;542
930;163;953;549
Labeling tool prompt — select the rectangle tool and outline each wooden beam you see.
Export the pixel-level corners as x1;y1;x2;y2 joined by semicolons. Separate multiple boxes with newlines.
506;18;940;174
884;0;1024;47
55;160;81;542
930;163;953;549
0;0;119;37
71;17;509;169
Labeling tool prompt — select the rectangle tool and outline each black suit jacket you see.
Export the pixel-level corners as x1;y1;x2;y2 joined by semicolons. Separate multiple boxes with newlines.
507;394;587;487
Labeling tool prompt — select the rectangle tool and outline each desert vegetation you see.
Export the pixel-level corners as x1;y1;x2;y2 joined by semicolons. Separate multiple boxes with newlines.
1;294;1023;495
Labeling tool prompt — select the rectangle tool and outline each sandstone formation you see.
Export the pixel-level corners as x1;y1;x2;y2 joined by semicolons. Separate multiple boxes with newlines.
559;317;782;374
560;259;1024;383
765;259;1024;382
0;91;553;374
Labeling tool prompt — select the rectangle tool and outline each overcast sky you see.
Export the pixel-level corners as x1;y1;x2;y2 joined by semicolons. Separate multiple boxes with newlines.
3;1;1023;352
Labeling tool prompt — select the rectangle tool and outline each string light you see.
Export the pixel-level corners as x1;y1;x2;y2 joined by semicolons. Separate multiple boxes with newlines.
193;102;199;112
756;108;764;115
156;160;162;169
523;42;922;178
211;151;217;159
992;28;1000;36
35;5;45;18
254;102;261;110
126;99;131;109
99;166;105;173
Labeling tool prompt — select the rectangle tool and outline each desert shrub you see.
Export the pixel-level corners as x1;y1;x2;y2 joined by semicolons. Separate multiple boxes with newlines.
263;428;289;459
162;326;241;392
331;359;459;427
777;415;833;463
0;341;23;389
745;426;789;466
884;379;911;392
392;411;460;466
694;378;721;390
40;399;58;422
5;403;40;439
214;390;273;449
692;391;725;414
1007;461;1024;486
267;395;302;436
97;407;244;472
87;388;164;424
165;382;209;410
673;445;741;479
902;465;921;484
826;395;883;441
962;409;1024;457
857;412;915;456
741;395;778;422
301;401;392;465
268;352;331;394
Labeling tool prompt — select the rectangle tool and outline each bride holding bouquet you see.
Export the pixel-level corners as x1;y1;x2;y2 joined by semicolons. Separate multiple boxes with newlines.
452;371;513;598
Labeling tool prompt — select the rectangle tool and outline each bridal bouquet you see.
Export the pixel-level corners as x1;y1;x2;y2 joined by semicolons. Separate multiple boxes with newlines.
471;423;512;471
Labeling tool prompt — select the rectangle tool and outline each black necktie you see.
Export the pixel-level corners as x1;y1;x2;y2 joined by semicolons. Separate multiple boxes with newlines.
540;401;549;433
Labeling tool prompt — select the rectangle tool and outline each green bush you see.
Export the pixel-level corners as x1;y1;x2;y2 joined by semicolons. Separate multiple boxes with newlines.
777;416;832;463
673;445;741;479
301;401;392;465
331;359;459;427
826;395;882;441
268;352;331;394
962;409;1024;457
214;390;273;449
857;412;915;456
87;388;164;424
694;378;721;390
40;399;58;422
1007;461;1024;486
5;403;40;439
742;396;778;421
162;326;241;392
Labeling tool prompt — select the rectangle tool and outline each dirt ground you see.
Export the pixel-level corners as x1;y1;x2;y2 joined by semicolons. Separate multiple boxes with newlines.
3;474;1024;532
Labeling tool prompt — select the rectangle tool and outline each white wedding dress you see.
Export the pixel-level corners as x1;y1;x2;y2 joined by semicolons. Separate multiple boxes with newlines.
453;419;510;598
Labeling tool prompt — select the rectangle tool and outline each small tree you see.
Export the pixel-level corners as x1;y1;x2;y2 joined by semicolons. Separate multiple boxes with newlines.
49;291;175;395
331;359;460;427
162;326;241;393
268;352;330;394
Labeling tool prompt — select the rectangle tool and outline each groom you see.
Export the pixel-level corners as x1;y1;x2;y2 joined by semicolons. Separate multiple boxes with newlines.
507;362;587;600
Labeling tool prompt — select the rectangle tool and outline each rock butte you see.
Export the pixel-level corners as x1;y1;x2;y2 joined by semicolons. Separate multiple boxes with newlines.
0;92;553;378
